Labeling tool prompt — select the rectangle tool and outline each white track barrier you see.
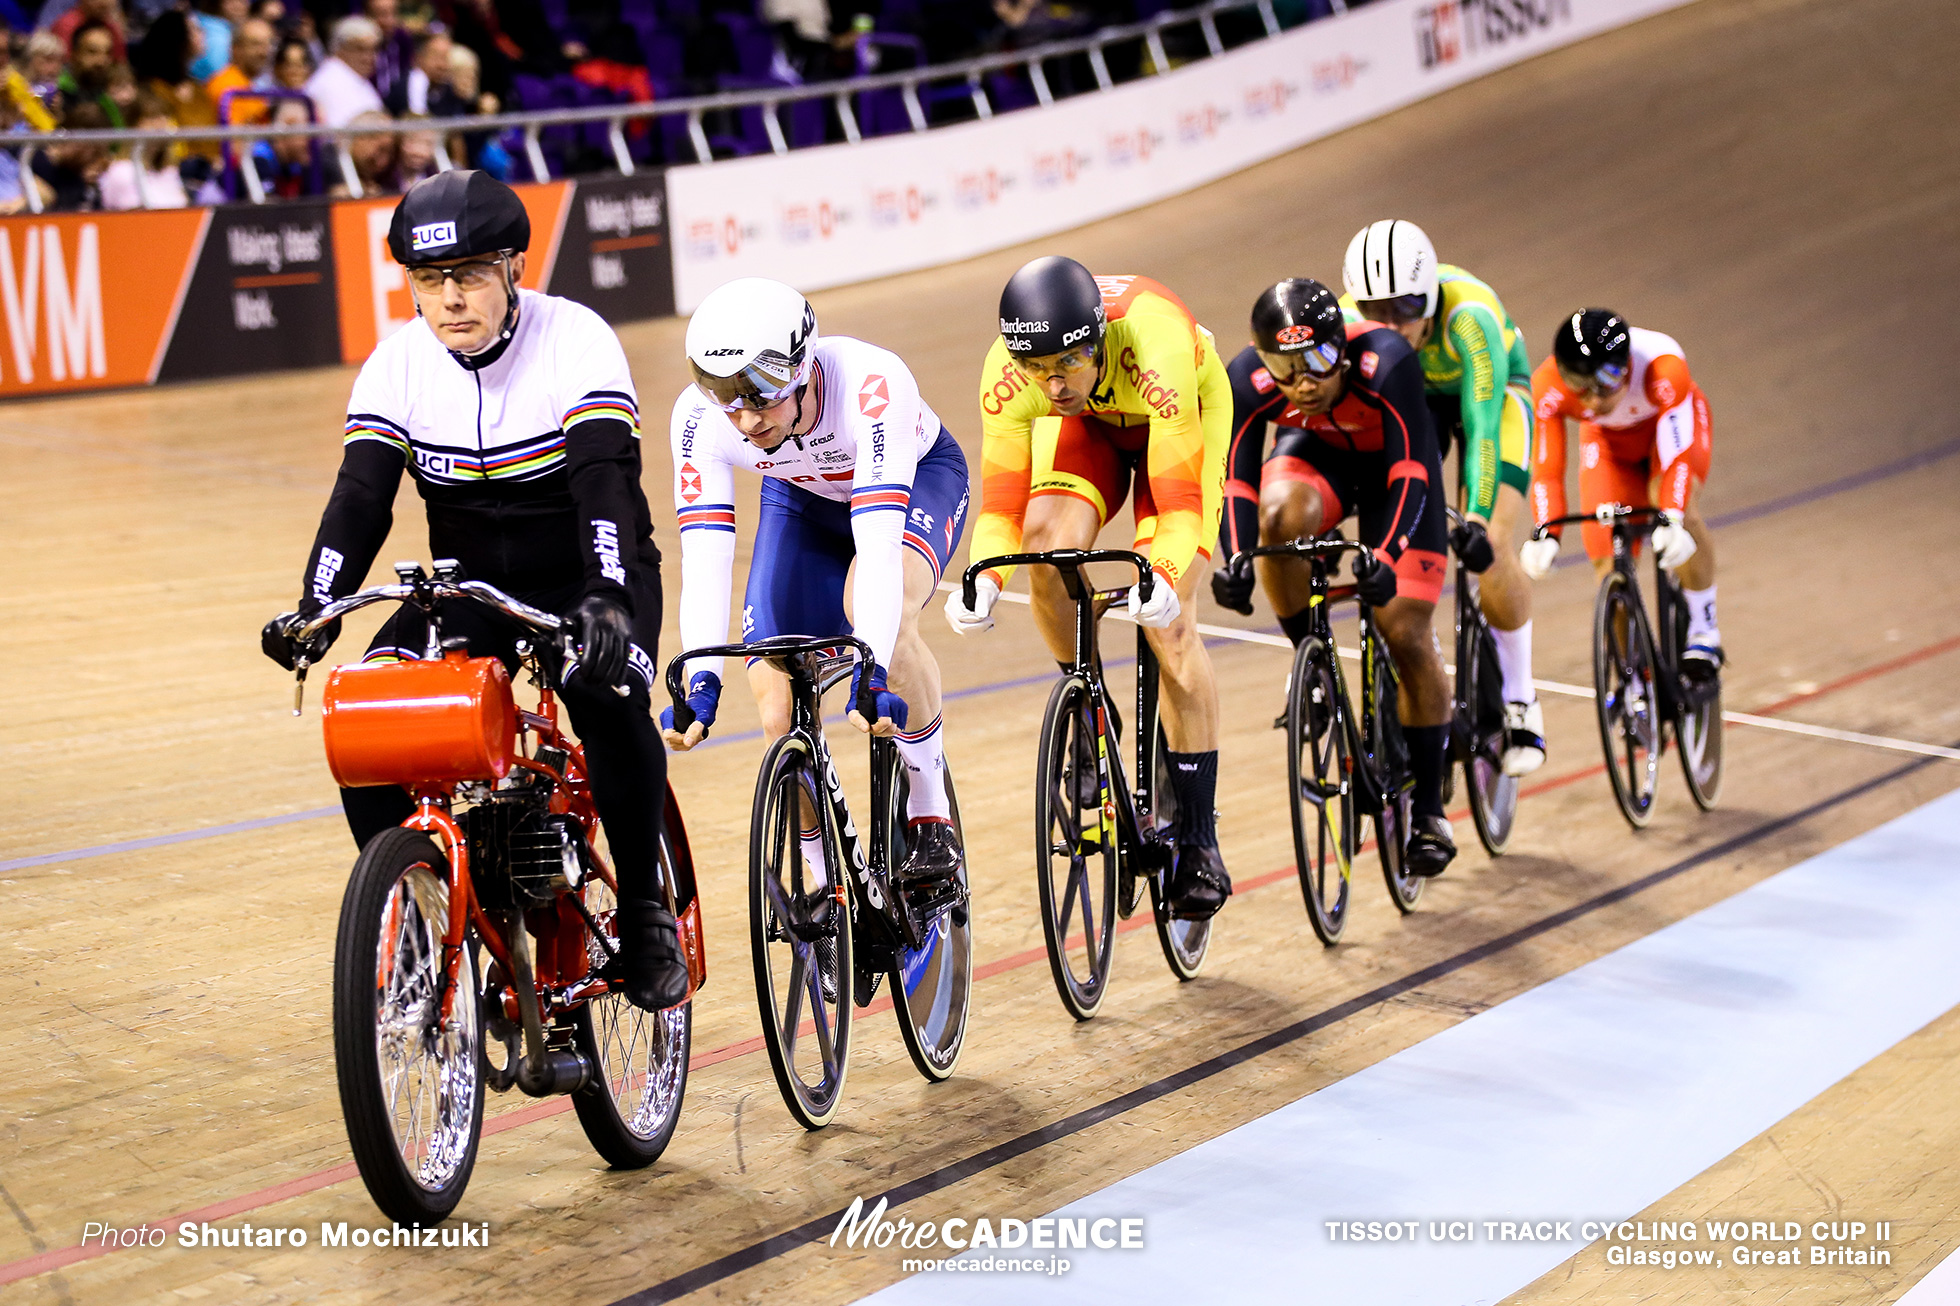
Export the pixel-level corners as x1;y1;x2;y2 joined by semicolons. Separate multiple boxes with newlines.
667;0;1700;310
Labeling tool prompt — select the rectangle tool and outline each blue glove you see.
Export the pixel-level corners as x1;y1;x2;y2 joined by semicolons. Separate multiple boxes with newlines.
849;661;908;731
660;670;722;737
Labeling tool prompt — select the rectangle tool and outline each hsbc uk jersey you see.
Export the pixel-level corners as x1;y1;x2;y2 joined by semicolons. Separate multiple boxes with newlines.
669;334;946;677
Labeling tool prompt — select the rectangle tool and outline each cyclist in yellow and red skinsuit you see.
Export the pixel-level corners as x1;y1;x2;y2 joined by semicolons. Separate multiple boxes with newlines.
945;256;1234;917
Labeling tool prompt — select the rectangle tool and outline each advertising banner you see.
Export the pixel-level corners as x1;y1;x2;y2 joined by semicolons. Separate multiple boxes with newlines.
329;179;573;364
547;172;675;321
156;200;340;381
0;208;208;398
665;0;1701;310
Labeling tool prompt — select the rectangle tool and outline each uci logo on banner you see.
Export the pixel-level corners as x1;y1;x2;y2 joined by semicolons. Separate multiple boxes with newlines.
410;221;456;252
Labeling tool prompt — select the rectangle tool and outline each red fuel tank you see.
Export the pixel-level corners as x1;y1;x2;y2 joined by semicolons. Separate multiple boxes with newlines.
321;653;516;789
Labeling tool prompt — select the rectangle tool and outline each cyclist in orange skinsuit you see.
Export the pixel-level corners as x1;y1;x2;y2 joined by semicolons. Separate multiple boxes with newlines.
1525;309;1721;676
945;256;1233;917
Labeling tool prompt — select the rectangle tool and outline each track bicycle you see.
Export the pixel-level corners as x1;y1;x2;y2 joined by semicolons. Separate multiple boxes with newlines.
1531;504;1723;828
665;635;972;1130
1231;536;1423;946
962;549;1209;1022
278;562;706;1224
1442;506;1518;856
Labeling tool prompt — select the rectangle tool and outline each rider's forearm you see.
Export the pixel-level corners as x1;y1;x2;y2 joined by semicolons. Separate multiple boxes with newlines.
676;528;735;683
848;506;907;669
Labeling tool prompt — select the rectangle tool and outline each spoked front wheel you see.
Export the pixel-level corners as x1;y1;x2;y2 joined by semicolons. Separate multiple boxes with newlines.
885;757;973;1082
750;733;853;1129
333;826;485;1225
569;821;692;1168
1594;573;1663;828
1034;674;1119;1020
1288;636;1353;945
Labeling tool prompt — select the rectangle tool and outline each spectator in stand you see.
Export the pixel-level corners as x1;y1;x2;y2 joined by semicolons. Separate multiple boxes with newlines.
250;0;287;24
248;94;323;197
385;28;464;116
365;0;417;103
208;15;276;122
271;32;314;90
30;100;111;210
133;10;219;155
58;19;125;126
2;32;56;129
106;55;137;118
305;16;385;127
23;31;66;107
395;116;439;184
99;88;188;208
189;0;248;82
331;107;396;196
764;0;831;81
48;0;127;64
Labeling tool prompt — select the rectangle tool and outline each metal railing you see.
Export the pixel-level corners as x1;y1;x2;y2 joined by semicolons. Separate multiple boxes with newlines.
12;0;1340;213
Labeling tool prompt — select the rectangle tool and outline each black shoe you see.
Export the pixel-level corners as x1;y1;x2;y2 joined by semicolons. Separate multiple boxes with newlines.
897;818;963;887
611;899;690;1011
1681;638;1725;683
1167;842;1231;918
1406;815;1456;878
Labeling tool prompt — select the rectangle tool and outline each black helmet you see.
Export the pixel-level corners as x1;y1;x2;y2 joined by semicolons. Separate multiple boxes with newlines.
998;256;1105;358
387;170;531;267
1251;278;1346;378
1553;309;1631;388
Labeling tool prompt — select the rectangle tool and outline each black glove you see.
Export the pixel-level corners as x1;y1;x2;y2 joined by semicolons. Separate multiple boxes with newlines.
1209;552;1255;616
573;594;634;689
1450;518;1495;574
1352;551;1398;607
261;610;339;671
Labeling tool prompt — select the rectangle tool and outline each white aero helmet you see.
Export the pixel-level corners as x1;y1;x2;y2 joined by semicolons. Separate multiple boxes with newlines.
1342;219;1438;322
685;277;818;411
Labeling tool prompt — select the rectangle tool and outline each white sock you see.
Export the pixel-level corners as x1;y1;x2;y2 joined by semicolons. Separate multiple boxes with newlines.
799;823;829;889
893;713;951;821
1684;585;1718;642
1492;620;1536;705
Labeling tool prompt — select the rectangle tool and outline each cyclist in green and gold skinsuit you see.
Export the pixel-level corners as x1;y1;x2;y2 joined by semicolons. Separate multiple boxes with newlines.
1341;219;1545;775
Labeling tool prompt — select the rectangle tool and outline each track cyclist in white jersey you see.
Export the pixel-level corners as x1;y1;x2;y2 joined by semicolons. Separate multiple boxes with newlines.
660;278;971;891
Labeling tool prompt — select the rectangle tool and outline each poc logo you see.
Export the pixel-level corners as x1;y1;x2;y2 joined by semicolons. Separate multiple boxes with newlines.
1061;323;1093;347
409;221;456;251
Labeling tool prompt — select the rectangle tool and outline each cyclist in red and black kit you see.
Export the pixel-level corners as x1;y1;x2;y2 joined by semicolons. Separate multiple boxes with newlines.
1211;278;1457;876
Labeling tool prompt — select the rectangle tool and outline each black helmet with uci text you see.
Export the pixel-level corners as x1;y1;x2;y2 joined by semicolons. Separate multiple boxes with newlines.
387;169;531;265
1553;309;1631;393
998;256;1105;360
1251;278;1347;381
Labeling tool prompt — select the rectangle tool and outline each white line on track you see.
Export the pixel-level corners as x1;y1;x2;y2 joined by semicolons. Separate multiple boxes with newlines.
938;583;1960;763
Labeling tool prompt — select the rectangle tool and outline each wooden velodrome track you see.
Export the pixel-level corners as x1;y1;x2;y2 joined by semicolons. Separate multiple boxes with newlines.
5;0;1960;1300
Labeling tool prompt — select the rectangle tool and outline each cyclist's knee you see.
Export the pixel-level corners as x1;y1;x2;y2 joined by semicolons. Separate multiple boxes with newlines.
1259;484;1321;543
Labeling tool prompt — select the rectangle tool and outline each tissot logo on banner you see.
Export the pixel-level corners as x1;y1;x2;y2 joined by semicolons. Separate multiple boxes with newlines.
1416;0;1573;69
410;220;456;251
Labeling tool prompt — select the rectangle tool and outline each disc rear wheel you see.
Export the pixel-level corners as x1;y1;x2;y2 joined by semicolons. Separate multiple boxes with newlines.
1660;574;1724;810
1461;616;1518;856
885;757;973;1082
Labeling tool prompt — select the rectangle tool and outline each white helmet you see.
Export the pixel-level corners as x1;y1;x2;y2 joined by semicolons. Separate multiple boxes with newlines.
685;277;818;410
1342;219;1438;321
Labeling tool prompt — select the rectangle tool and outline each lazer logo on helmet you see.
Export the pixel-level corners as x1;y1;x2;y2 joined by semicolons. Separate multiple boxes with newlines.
702;347;744;357
409;221;457;251
1061;323;1093;347
1000;318;1050;335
